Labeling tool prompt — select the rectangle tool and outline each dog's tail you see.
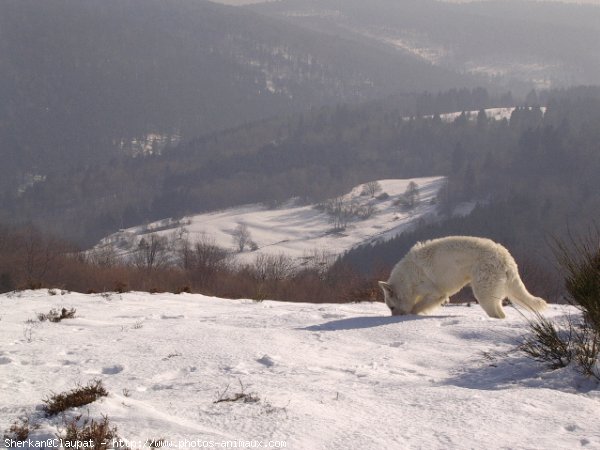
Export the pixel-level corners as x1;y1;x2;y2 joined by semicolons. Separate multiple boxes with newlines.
506;269;547;312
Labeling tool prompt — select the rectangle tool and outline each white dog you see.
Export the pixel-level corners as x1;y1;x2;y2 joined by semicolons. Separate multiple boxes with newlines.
378;236;547;318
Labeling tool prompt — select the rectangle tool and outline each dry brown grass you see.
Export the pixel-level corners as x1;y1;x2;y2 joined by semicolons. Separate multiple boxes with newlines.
43;380;108;417
61;414;119;450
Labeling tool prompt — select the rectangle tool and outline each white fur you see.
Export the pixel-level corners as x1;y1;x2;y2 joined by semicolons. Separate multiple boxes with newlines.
378;236;547;319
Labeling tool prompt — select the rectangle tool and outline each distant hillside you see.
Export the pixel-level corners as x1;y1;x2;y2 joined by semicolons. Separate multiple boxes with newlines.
1;87;505;244
94;177;445;267
251;0;600;90
0;0;477;190
4;86;600;278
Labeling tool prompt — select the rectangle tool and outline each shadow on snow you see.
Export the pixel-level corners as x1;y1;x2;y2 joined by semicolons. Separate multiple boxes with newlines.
300;314;444;331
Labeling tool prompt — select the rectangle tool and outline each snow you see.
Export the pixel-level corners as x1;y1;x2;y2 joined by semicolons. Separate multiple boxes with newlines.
117;133;182;157
1;290;598;449
96;177;445;267
439;106;547;123
412;107;547;123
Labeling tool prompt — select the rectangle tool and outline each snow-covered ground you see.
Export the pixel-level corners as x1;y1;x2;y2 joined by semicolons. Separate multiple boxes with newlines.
96;177;444;266
423;106;547;123
1;290;599;449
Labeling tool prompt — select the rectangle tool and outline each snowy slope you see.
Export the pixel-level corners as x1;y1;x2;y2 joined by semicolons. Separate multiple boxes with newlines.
1;290;599;449
419;106;547;123
96;177;444;266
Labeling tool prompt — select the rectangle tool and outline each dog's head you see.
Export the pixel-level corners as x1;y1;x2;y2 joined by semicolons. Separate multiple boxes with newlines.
378;281;409;316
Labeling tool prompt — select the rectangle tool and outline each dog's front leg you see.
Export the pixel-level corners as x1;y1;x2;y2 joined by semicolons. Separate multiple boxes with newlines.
411;293;447;315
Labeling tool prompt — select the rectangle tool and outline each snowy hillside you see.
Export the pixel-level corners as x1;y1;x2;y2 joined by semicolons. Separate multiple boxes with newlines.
96;177;444;266
435;106;546;123
1;290;599;448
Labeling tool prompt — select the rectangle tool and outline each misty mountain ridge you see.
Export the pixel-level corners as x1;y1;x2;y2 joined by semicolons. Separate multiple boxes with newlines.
251;0;600;90
0;0;478;189
3;0;598;192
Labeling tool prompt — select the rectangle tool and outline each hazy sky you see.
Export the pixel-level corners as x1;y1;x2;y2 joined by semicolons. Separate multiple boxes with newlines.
215;0;600;5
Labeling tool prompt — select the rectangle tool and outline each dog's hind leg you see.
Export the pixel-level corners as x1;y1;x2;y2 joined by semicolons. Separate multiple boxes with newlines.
471;282;506;319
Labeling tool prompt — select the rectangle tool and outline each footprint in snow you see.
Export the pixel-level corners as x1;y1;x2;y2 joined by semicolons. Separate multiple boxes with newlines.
0;356;12;365
441;319;461;326
102;364;124;375
160;314;185;320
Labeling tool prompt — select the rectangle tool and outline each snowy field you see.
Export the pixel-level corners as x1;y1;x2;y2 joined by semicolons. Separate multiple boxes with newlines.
427;107;547;123
96;177;444;266
1;290;599;449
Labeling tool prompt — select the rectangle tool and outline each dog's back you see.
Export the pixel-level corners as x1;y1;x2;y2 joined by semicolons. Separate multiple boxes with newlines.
383;236;546;318
406;236;512;292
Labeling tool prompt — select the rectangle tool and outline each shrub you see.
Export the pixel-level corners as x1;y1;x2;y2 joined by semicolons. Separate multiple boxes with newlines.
573;322;600;379
38;307;76;323
519;312;573;369
3;417;36;441
60;414;118;450
114;281;128;293
556;233;600;332
43;380;108;417
213;380;260;404
521;231;600;379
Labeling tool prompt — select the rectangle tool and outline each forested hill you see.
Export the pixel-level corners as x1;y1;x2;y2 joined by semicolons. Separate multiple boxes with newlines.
4;87;600;259
251;0;600;90
338;87;600;280
0;0;476;191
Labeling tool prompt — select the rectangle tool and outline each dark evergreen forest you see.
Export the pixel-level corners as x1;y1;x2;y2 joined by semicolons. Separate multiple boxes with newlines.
340;87;600;280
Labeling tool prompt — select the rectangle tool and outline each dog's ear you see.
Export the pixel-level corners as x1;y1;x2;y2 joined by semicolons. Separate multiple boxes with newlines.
378;281;394;296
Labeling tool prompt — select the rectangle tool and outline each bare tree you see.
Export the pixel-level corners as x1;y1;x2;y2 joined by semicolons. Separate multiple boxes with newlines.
301;248;335;279
326;197;352;231
396;181;420;212
252;253;296;281
88;245;121;268
20;226;68;285
180;233;230;287
363;181;382;198
133;233;170;271
232;223;252;252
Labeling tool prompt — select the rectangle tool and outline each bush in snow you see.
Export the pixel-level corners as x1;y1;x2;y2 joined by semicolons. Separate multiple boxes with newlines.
37;307;76;323
60;414;119;450
43;379;108;417
3;416;37;442
519;312;573;369
521;230;600;380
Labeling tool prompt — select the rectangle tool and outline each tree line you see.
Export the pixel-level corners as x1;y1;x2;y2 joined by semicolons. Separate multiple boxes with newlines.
0;224;382;304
